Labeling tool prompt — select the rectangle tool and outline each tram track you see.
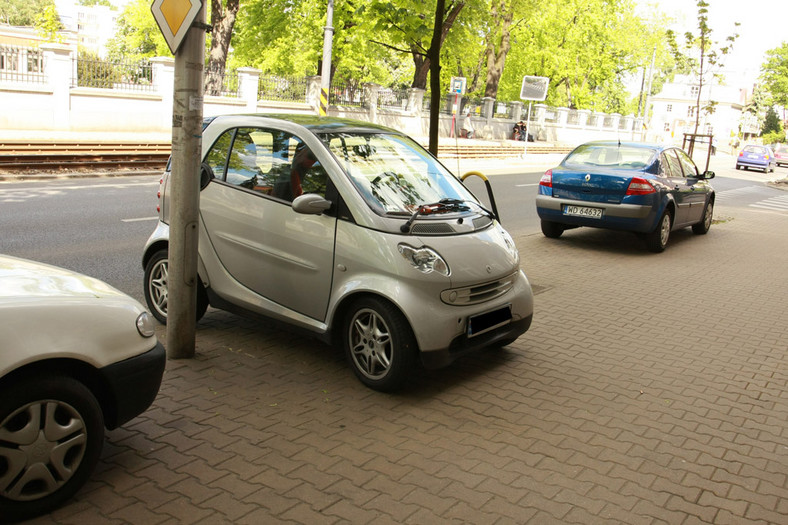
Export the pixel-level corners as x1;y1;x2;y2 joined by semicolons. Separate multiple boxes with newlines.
0;141;171;174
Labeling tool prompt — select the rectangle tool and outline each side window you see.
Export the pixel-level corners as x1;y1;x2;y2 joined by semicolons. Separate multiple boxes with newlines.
675;149;699;178
664;150;683;179
204;129;233;179
215;127;328;202
659;153;674;177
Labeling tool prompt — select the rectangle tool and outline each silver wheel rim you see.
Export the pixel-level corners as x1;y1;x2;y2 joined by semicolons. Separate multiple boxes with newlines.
0;400;87;501
148;258;168;319
704;202;713;229
659;214;671;246
349;308;393;380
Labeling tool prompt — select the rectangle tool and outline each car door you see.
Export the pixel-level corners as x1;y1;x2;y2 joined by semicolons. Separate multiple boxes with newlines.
661;149;693;225
674;148;708;224
199;126;336;322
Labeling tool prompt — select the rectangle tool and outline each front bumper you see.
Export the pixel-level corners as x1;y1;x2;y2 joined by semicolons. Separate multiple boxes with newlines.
420;314;533;369
99;340;166;429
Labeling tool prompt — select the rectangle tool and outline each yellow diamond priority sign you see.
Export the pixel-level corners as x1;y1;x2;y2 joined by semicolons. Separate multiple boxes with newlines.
151;0;202;55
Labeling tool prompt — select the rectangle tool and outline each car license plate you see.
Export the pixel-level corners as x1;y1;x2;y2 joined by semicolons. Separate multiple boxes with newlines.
563;205;603;219
747;154;759;159
467;305;512;338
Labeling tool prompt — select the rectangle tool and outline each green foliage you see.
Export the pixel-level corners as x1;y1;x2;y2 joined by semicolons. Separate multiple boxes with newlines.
760;42;788;110
76;49;119;88
106;0;171;60
762;106;783;135
34;4;63;43
0;0;56;26
665;0;739;132
761;130;785;145
79;0;113;6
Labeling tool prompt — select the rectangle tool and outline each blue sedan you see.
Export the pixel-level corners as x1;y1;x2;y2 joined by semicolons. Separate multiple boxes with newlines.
535;141;715;252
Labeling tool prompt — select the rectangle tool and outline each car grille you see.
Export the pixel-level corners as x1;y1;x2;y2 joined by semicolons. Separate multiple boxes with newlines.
440;272;516;306
410;215;494;235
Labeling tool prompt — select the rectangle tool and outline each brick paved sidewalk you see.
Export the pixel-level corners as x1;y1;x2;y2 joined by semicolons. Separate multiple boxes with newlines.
27;204;788;524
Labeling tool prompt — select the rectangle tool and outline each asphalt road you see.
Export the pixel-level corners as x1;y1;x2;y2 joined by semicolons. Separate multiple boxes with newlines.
1;153;785;306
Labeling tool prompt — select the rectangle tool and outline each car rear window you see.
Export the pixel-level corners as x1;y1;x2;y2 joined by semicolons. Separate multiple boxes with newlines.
563;144;656;169
743;146;767;154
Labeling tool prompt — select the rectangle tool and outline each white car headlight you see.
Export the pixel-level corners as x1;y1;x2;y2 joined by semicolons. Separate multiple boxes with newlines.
136;312;156;337
398;244;450;276
499;227;520;263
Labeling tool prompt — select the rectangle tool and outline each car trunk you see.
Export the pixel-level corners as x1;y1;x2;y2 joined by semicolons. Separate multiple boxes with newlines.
550;168;639;205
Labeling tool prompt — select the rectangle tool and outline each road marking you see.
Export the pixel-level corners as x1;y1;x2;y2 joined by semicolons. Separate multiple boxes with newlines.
516;183;538;187
122;216;159;222
750;195;788;213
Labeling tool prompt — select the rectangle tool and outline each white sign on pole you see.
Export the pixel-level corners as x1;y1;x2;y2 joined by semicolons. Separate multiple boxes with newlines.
449;77;466;95
520;76;549;101
151;0;203;55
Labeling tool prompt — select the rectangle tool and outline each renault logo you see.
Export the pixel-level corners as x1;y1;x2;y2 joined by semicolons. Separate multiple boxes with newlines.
585;174;591;181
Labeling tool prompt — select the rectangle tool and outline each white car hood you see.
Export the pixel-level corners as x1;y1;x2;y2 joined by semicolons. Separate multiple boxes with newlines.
0;255;125;299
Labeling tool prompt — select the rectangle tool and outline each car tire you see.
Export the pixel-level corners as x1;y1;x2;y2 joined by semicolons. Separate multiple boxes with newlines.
735;165;740;170
645;210;672;253
692;199;713;235
144;249;208;324
343;297;416;392
540;220;564;239
0;375;104;522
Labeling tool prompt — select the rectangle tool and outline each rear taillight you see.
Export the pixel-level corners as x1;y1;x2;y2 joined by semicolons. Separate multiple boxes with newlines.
539;169;553;188
625;177;656;196
739;151;744;157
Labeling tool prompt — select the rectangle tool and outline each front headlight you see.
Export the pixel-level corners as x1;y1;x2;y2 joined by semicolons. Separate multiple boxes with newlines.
499;227;520;263
398;244;450;276
136;312;156;338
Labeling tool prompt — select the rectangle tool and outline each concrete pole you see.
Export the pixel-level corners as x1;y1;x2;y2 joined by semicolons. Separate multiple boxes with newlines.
167;5;205;359
319;0;334;116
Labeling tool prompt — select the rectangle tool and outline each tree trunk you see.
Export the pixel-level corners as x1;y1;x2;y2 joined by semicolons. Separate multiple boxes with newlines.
483;0;514;100
204;0;240;96
428;0;447;154
410;2;464;90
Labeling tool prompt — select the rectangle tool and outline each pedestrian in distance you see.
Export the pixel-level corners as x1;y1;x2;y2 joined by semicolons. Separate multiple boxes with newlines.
461;109;475;139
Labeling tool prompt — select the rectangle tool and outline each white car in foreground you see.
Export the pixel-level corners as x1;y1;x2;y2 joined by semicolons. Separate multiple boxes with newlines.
0;255;165;522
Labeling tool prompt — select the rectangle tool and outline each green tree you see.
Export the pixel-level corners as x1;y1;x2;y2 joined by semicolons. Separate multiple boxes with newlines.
760;42;788;122
762;106;782;135
34;4;63;43
666;0;739;134
106;0;170;60
1;0;56;26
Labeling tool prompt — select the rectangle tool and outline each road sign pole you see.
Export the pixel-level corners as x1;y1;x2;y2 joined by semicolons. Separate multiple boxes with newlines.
167;5;205;359
319;0;334;116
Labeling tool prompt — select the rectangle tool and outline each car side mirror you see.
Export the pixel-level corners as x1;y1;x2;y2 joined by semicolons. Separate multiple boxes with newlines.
292;193;332;215
200;162;214;190
702;170;715;180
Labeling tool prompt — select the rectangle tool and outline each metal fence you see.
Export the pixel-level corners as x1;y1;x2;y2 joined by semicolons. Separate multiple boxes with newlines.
330;81;366;108
72;55;154;92
376;87;409;110
0;45;46;84
257;75;308;103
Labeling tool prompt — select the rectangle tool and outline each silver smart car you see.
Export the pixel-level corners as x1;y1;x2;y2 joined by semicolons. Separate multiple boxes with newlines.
142;114;533;391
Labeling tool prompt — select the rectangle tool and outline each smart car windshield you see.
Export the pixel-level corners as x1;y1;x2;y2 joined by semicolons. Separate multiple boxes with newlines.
563;144;657;169
322;132;476;215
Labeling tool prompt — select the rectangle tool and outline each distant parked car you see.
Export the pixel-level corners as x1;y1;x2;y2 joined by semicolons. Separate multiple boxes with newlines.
735;145;776;172
771;143;788;167
0;255;165;522
536;141;715;252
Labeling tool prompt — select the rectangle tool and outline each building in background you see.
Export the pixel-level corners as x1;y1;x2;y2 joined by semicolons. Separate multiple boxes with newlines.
649;75;761;152
54;0;122;57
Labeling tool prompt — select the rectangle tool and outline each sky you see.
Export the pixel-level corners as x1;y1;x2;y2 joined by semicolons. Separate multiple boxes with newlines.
636;0;788;91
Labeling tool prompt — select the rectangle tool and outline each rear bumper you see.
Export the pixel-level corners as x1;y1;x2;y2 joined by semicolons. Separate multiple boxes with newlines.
536;194;656;233
736;159;769;169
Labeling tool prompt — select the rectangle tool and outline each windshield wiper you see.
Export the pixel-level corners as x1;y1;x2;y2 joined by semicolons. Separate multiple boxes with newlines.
400;198;472;233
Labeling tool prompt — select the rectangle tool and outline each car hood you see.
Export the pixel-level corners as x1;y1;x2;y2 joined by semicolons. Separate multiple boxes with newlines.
0;255;125;300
